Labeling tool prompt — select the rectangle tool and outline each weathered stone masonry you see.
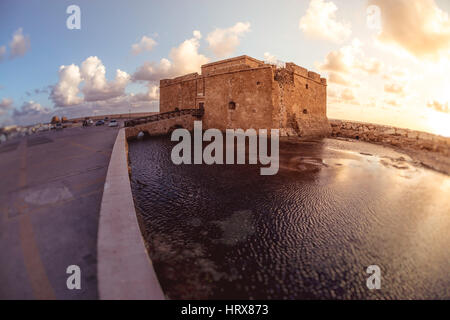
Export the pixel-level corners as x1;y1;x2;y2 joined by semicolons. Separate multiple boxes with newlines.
159;55;331;137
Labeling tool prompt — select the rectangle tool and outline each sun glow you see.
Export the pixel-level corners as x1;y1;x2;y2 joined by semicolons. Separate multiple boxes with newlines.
426;110;450;137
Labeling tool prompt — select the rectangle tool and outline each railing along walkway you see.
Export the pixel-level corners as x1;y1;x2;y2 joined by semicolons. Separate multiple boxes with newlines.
124;108;204;127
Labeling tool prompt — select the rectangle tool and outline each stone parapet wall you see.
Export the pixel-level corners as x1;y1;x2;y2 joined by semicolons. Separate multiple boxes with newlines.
330;119;450;156
125;114;195;139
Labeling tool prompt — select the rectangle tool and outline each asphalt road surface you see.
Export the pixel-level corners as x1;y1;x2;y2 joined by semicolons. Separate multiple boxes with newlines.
0;125;120;299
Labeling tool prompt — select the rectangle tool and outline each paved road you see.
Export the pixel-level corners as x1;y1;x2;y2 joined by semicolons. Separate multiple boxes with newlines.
0;125;119;299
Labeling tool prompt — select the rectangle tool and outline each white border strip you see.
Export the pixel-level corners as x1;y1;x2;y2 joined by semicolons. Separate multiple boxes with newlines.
97;128;165;300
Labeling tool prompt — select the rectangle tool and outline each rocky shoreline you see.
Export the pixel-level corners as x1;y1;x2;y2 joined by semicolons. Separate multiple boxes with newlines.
329;119;450;175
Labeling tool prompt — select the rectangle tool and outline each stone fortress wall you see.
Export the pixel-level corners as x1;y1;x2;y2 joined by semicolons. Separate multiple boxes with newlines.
159;55;331;137
273;63;329;137
124;113;195;140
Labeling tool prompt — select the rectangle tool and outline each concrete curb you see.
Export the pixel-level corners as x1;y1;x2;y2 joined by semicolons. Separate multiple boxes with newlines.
97;128;165;300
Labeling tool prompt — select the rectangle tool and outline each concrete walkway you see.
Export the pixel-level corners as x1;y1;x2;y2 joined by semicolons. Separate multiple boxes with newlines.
0;126;119;299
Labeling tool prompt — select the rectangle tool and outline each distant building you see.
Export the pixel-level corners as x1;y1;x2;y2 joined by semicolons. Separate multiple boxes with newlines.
159;55;330;137
51;116;60;124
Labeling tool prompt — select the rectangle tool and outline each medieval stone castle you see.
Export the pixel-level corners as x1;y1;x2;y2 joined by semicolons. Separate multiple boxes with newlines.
159;55;330;137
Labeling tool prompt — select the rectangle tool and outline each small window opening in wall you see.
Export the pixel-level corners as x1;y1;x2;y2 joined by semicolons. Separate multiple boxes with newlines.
229;101;236;110
303;109;308;114
257;81;261;85
199;102;204;110
306;84;309;89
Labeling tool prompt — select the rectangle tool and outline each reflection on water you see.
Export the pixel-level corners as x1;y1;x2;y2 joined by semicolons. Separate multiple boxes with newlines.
128;137;450;299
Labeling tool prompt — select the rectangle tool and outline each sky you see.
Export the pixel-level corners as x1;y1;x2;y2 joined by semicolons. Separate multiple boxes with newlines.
0;0;450;137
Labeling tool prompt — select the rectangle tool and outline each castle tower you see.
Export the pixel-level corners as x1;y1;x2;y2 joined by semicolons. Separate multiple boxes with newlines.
159;55;331;137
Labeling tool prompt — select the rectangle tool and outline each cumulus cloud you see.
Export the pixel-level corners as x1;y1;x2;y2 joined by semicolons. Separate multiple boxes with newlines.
386;99;400;107
0;98;13;115
299;0;351;43
50;64;83;107
206;22;251;58
341;88;356;101
355;57;383;75
169;31;208;74
328;72;352;86
51;57;130;107
369;0;450;60
132;59;172;82
80;56;130;102
0;46;6;62
327;87;339;98
131;85;159;102
13;101;49;118
9;28;30;59
384;83;404;95
131;36;157;55
427;100;449;113
319;50;351;74
318;39;383;78
317;39;363;74
263;52;277;64
329;88;360;105
133;31;208;81
263;52;286;67
193;30;202;39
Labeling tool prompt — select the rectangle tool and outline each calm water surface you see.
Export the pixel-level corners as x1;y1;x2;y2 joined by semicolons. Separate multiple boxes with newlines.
128;137;450;299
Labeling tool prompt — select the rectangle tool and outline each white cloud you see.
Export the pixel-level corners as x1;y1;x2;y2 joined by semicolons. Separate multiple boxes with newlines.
133;31;209;81
327;87;339;98
319;50;351;74
51;57;130;107
132;58;173;82
341;88;356;101
169;32;209;75
317;39;363;74
9;28;30;59
386;99;400;107
328;72;352;86
0;98;13;115
384;83;405;95
206;22;250;58
427;100;449;113
131;36;157;55
299;0;351;43
131;85;160;102
263;52;277;64
0;46;6;62
370;0;450;60
318;39;382;79
50;64;83;107
80;56;130;102
355;57;383;75
13;101;50;125
193;30;202;39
